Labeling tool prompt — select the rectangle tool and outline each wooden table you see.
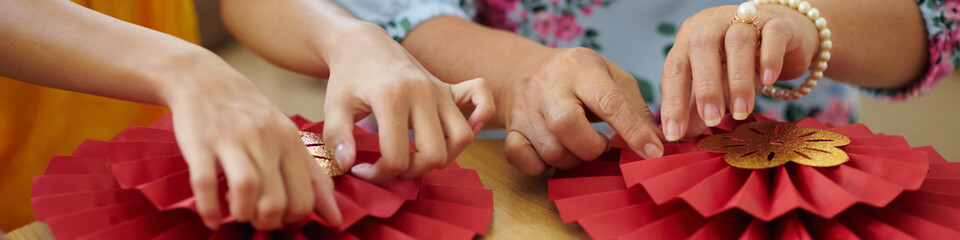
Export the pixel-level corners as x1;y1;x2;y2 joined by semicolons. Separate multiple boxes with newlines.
453;140;590;240
7;140;590;240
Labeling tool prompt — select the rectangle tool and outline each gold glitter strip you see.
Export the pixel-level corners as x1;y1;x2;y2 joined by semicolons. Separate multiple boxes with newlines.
299;131;345;176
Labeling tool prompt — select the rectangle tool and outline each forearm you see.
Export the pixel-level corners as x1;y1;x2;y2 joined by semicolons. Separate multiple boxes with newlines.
0;0;216;106
401;16;556;126
810;0;927;88
220;0;376;78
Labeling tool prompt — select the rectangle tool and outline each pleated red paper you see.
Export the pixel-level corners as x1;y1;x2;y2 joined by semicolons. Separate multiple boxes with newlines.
549;115;960;239
621;114;930;221
31;114;493;240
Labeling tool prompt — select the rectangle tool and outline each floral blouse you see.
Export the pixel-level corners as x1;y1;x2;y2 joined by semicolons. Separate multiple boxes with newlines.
333;0;956;129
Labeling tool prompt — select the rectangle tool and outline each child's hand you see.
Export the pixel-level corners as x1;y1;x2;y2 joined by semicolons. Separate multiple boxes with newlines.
320;23;495;183
660;4;820;141
500;47;664;175
161;56;341;231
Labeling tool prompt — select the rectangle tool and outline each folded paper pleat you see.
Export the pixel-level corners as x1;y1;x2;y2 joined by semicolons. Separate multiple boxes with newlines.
551;114;960;239
32;113;492;240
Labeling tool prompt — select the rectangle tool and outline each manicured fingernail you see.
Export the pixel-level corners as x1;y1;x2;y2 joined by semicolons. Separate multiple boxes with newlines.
350;163;375;179
335;144;351;170
732;98;749;120
762;69;775;85
665;120;681;142
703;103;722;127
643;143;662;159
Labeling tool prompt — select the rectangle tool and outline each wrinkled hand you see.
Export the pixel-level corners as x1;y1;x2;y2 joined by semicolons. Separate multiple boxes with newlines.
321;24;495;184
501;47;664;175
162;57;341;231
661;4;820;141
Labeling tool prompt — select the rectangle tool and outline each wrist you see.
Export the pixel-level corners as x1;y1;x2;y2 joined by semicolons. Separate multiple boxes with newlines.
146;45;248;108
312;19;390;69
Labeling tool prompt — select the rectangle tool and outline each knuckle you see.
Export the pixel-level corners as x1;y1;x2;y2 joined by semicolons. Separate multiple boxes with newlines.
557;47;604;66
659;97;686;112
503;133;532;162
545;106;584;133
375;83;408;101
693;80;721;96
259;198;287;219
579;143;606;161
286;203;311;222
503;144;524;164
725;28;755;46
379;158;410;174
760;52;781;67
729;71;752;82
563;47;599;58
688;32;716;49
448;127;474;151
190;172;217;190
622;128;649;147
231;176;261;195
472;78;490;90
419;148;448;168
762;20;786;35
595;88;627;118
662;57;689;79
537;145;567;166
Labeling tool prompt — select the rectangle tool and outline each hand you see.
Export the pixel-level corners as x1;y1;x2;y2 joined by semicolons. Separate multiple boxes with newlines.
320;23;495;183
501;47;664;175
160;54;341;230
661;4;819;141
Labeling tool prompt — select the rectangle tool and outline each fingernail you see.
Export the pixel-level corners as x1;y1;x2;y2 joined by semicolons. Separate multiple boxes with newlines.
335;144;351;170
643;143;662;159
470;121;483;134
762;69;775;85
703;103;722;127
665;120;681;142
350;163;375;179
732;98;749;120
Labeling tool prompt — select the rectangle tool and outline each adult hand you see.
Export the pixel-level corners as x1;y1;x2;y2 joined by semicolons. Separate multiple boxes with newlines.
162;54;341;231
501;47;664;175
660;3;820;141
320;23;495;183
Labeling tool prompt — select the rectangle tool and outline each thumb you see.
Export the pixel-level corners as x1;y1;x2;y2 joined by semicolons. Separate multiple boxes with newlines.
449;78;496;134
322;104;358;171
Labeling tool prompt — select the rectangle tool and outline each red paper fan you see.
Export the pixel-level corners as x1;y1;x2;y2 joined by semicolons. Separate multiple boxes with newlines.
549;115;960;239
614;114;929;221
31;114;493;240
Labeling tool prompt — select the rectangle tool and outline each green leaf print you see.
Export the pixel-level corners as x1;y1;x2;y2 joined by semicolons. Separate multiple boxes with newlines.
656;22;677;36
752;104;764;114
784;102;820;122
632;74;656;103
399;18;413;32
585;29;599;38
663;44;673;57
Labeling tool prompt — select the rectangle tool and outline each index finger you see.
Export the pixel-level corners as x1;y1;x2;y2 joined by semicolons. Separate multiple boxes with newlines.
573;59;663;159
351;98;411;183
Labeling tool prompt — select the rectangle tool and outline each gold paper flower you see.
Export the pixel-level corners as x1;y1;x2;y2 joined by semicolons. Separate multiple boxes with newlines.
696;121;851;169
299;131;346;176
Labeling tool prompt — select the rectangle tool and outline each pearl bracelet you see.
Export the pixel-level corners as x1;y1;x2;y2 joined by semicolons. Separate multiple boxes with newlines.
738;0;831;101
